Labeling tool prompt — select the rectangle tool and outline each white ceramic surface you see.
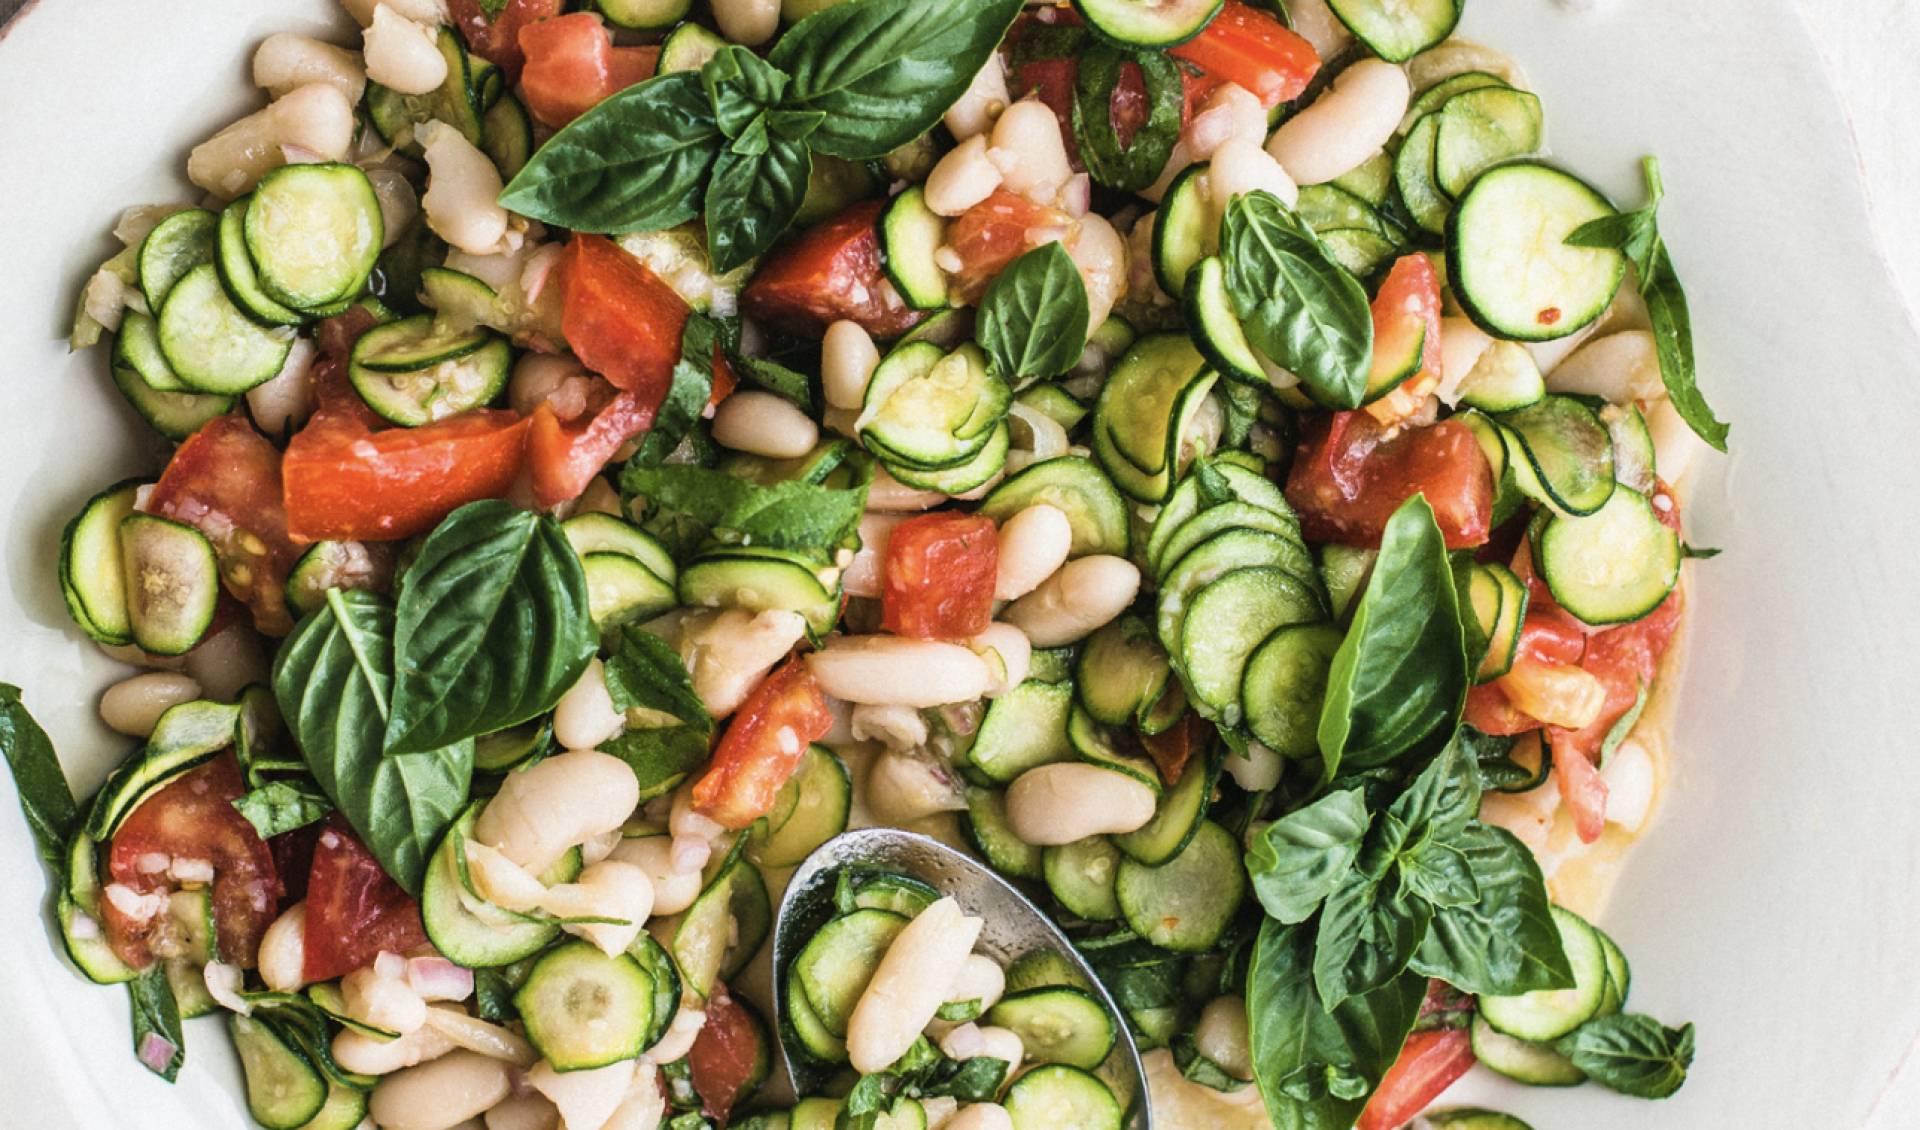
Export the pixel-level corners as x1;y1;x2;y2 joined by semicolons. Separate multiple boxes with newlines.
1;2;1916;1127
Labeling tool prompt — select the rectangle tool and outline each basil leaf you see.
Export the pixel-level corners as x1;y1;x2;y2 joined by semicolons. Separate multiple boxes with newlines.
602;725;712;798
274;590;473;893
976;242;1090;389
0;683;77;870
1312;867;1430;1007
1247;788;1369;924
498;72;721;234
632;314;720;468
1412;823;1574;996
769;0;1024;159
1222;191;1373;409
1600;679;1650;765
128;964;185;1082
603;625;711;727
386;502;598;756
1459;725;1550;793
231;778;333;840
705;132;813;272
621;464;870;553
1071;45;1184;191
701;45;790;138
1248;919;1425;1129
1553;1014;1695;1099
473;969;517;1023
1386;736;1479;841
925;1056;1011;1102
1318;496;1469;777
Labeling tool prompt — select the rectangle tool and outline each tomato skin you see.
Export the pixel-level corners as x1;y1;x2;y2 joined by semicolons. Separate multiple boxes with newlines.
692;658;835;829
1463;611;1590;736
517;13;658;128
447;0;563;80
150;415;300;636
1366;255;1444;400
1285;413;1495;550
1169;0;1321;109
1139;712;1201;785
880;513;999;639
946;190;1073;303
560;234;689;401
1357;1027;1476;1130
740;200;926;339
101;753;281;971
527;388;655;508
687;982;764;1123
301;815;429;983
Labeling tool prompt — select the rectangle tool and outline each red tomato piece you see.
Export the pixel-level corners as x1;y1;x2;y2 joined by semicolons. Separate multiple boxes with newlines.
101;753;280;970
687;982;764;1123
1286;413;1496;550
517;13;658;128
527;387;655;508
447;0;563;80
149;415;301;636
302;815;429;983
741;200;926;339
945;190;1073;304
692;658;835;829
1463;612;1589;736
1170;0;1321;109
1139;712;1201;786
1357;1027;1476;1130
560;234;690;401
1367;255;1443;396
1010;56;1083;165
880;513;999;639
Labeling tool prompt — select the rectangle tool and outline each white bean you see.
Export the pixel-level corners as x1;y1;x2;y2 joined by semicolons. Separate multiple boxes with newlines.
1546;330;1664;403
371;1050;512;1130
364;5;448;94
988;101;1072;205
969;622;1032;698
1207;137;1300;212
527;1059;634;1130
1223;742;1283;792
993;505;1072;601
1266;60;1410;186
1646;396;1708;485
946;56;1011;142
509;352;593;417
343;962;429;1037
806;636;994;707
1600;739;1656;832
600;1062;667;1130
463;840;546;913
1068;213;1128;331
421;120;510;255
256;902;309;992
1005;763;1157;845
945;954;1007;1014
253;33;367;103
713;0;780;46
484;1094;560;1130
922;1097;961;1130
609;835;702;916
1435;316;1494;404
98;673;201;738
1002;556;1140;647
473;750;641;873
939;1023;1024;1069
554;659;624;752
925;136;1004;218
1193;996;1253;1080
188;83;357;198
1183;82;1268;161
712;390;820;458
367;167;421;251
183;624;270;701
822;320;881;410
247;337;319;437
643;1002;708;1064
341;0;447;26
843;512;903;598
547;860;654;957
865;751;967;824
848;897;984;1073
1522;319;1598;375
849;702;929;751
948;1104;1014;1130
866;465;950;511
681;608;810;717
334;1022;458;1076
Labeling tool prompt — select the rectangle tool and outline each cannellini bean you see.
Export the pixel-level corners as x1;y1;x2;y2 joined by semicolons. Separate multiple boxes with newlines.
1068;212;1128;331
993;505;1072;601
98;673;202;738
600;1062;667;1130
335;1021;459;1076
712;390;820;458
485;1094;560;1130
681;609;811;717
343;961;430;1036
925;136;1004;217
364;5;447;94
183;624;270;701
1547;330;1664;403
822;320;881;410
922;1097;961;1130
1184;82;1268;161
945;954;1007;1014
247;337;319;437
1601;739;1657;832
1436;317;1494;405
1193;996;1253;1080
464;840;546;913
1646;396;1708;485
948;1105;1014;1130
1223;741;1283;792
1500;659;1607;730
713;0;780;46
969;622;1032;697
666;786;726;876
940;1023;1024;1069
371;1050;513;1130
1283;0;1351;59
253;33;367;103
609;835;702;917
509;353;593;417
1207;137;1301;212
1522;319;1598;375
528;1059;633;1130
1266;60;1409;186
1005;763;1157;845
367;167;421;251
547;860;654;956
341;0;447;26
473;749;641;873
257;902;309;992
643;1003;708;1065
866;750;967;824
188;83;357;198
1002;556;1140;647
989;101;1073;205
847;897;984;1072
554;659;624;752
850;703;929;750
806;636;994;707
947;55;1011;142
843;512;903;600
866;465;950;511
421;120;510;255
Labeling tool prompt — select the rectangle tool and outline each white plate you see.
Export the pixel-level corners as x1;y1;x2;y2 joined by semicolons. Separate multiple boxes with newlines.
2;2;1917;1127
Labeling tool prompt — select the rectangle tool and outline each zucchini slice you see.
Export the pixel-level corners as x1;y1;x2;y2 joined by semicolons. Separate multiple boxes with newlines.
1145;459;1298;575
1434;86;1545;198
1242;621;1344;758
1074;616;1172;728
1457;340;1545;412
977;455;1131;558
1470;1012;1585;1087
137;209;219;316
672;847;770;997
793;909;909;1037
746;744;851;868
365;28;484;155
1114;821;1244;951
964;786;1046;881
1394;112;1453;236
596;0;693;30
879;186;950;311
1403;70;1511;130
1448;162;1626;342
119;513;220;656
986;987;1118;1069
1180;566;1324;725
1151;163;1217;298
1090;333;1217;502
156;263;295;394
109;362;233;441
1478;906;1609;1042
1473;561;1529;683
114;311;188;392
215;197;306;327
657;21;726;73
1065;706;1163;794
1184;256;1268;388
59;479;144;645
583;552;679;628
1156;528;1318;655
965;679;1075;785
561;512;676;586
1534;486;1680;625
515;941;659;1070
860;343;1009;471
481;94;535;180
244;163;384;311
882;420;1010;495
1497;394;1617;517
1043;837;1123;921
1072;0;1221;48
85;701;241;840
231;1015;329;1130
1003;1064;1122;1130
421;805;561;967
1326;0;1460;62
1112;747;1218;865
349;324;511;427
678;549;839;634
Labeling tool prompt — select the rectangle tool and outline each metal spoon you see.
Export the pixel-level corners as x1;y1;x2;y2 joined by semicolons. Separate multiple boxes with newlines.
769;827;1152;1128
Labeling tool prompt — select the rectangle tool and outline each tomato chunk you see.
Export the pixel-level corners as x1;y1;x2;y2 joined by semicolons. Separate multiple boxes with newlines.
688;982;764;1123
692;658;835;829
1357;1027;1476;1130
560;234;689;401
741;200;926;339
946;191;1074;304
1364;255;1444;412
1170;0;1320;109
302;815;429;983
518;12;658;128
1463;611;1589;736
527;386;656;509
1285;413;1495;550
150;415;300;636
1139;712;1201;785
447;0;563;80
101;753;280;970
881;513;999;639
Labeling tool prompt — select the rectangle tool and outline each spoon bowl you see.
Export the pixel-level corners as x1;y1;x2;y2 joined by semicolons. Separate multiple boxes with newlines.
770;827;1152;1128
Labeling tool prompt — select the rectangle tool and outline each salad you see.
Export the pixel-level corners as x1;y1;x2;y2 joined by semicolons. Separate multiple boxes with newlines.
9;0;1727;1126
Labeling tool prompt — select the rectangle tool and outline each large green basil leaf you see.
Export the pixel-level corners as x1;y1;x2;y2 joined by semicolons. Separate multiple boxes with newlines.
1317;496;1468;777
631;314;720;468
769;0;1023;159
1387;735;1480;841
705;132;813;272
702;45;790;139
0;683;77;870
1312;866;1431;1008
1413;823;1573;996
386;502;597;756
274;590;472;893
602;625;711;728
497;72;720;234
231;778;333;840
1221;191;1373;410
977;242;1090;390
620;464;870;554
1247;788;1369;925
1248;918;1425;1129
1553;1014;1695;1099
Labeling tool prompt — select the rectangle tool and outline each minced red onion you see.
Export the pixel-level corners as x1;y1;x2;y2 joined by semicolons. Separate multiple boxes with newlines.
137;1033;179;1075
407;955;476;1002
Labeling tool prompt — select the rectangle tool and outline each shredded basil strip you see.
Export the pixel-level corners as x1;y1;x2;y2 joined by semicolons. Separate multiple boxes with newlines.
1071;45;1185;192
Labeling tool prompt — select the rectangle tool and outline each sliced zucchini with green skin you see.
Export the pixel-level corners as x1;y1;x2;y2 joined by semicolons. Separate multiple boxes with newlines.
1478;906;1609;1042
1456;406;1527;527
1072;0;1221;48
1089;313;1137;357
1242;621;1343;758
631;932;684;1050
1394;114;1452;236
85;701;240;839
1318;543;1376;623
1092;335;1217;502
1448;162;1626;342
1602;402;1657;492
987;987;1118;1069
790;1097;845;1130
1114;821;1245;952
59;831;138;984
1326;0;1460;62
1156;528;1318;655
1152;163;1216;298
597;0;692;30
138;208;220;312
245;163;383;310
1320;227;1400;279
1112;747;1218;865
1475;561;1528;682
421;806;561;967
233;1015;330;1130
747;744;851;868
1015;383;1090;432
965;679;1074;785
482;94;534;180
658;21;727;72
794;909;908;1036
284;541;386;618
1006;950;1092;994
1595;925;1631;1015
516;941;659;1069
978;455;1131;558
786;960;849;1063
365;29;484;155
1535;486;1679;624
1497;394;1616;516
353;334;511;427
157;263;295;394
1044;837;1124;921
860;343;1009;471
964;787;1045;881
1075;616;1172;727
1331;150;1396;207
561;512;676;585
352;313;489;373
584;552;680;628
880;186;949;311
1457;339;1545;412
1184;256;1267;388
841;872;939;917
291;1084;370;1130
216;197;306;327
1426;1110;1541;1130
1180;566;1324;725
59;479;143;645
1296;184;1396;240
114;312;188;392
119;513;221;656
679;551;838;634
1470;1012;1585;1087
883;420;1010;494
1434;87;1545;198
472;720;552;773
674;848;771;998
1066;706;1162;793
1003;1063;1123;1130
418;266;501;331
1403;70;1511;131
1156;502;1306;588
1145;460;1297;573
